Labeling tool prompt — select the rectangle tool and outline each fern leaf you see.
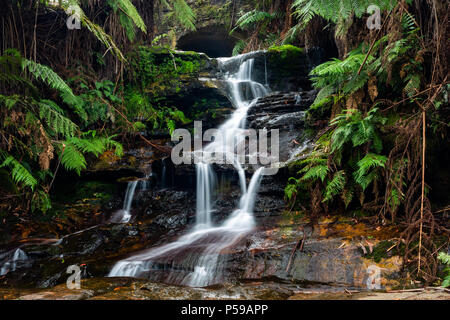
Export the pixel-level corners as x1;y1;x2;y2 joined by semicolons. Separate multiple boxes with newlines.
301;164;329;182
354;153;387;190
0;151;37;190
172;0;196;31
60;144;87;175
232;40;247;56
323;170;346;202
115;0;147;33
38;100;79;138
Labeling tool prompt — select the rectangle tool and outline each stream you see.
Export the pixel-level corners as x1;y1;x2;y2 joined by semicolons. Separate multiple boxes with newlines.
108;53;271;287
0;49;407;299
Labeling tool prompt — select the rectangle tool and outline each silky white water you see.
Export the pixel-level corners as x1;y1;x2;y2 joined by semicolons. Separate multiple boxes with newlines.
110;178;150;223
0;248;28;276
108;52;270;286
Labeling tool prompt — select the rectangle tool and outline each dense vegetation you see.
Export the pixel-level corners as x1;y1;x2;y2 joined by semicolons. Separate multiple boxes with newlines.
232;0;449;285
0;0;448;287
0;0;196;214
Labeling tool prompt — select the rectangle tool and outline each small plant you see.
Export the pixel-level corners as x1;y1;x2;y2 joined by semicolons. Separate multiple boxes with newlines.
438;252;450;288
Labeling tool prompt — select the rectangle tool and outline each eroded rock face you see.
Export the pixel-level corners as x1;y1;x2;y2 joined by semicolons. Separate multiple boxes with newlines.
248;90;317;163
219;219;404;289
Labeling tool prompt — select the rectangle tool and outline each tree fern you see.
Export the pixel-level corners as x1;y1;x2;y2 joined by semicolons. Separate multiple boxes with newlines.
233;10;275;32
292;0;397;24
171;0;196;31
56;0;126;61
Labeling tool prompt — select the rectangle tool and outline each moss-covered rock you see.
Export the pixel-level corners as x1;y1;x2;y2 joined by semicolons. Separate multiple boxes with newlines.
266;45;311;91
126;46;213;96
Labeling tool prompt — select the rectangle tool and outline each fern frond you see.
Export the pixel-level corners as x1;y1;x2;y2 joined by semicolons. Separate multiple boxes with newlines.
323;170;346;202
293;0;397;23
301;164;329;182
38;100;79;138
438;252;450;265
172;0;196;31
232;40;247;56
0;151;37;190
21;58;86;119
115;0;147;33
60;144;86;175
22;59;75;101
57;0;126;61
234;10;275;31
354;153;387;190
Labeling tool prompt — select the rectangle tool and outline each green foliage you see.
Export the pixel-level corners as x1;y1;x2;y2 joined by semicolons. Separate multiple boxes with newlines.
54;0;126;61
0;50;123;213
38;100;79;138
108;0;147;41
309;47;375;110
0;151;37;190
162;0;196;31
233;10;277;33
330;108;386;156
292;0;397;25
354;153;387;190
285;4;431;215
61;132;123;175
232;40;247;56
76;80;119;127
323;170;346;202
438;252;450;288
22;57;86;120
301;164;329;182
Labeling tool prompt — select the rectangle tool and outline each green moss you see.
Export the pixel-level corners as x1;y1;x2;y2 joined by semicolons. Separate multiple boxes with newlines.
366;240;397;263
268;45;305;63
127;45;207;96
267;45;307;87
268;44;304;55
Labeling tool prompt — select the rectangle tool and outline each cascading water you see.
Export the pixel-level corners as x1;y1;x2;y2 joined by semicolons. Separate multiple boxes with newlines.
110;177;150;223
120;181;138;223
108;52;270;286
0;248;29;276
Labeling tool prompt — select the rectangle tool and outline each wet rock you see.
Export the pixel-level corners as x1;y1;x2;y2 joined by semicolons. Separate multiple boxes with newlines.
221;220;404;289
18;289;94;300
247;90;317;163
0;220;177;288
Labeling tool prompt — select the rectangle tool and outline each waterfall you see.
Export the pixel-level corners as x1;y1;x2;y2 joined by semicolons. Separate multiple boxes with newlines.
108;52;270;286
110;180;143;223
0;248;28;276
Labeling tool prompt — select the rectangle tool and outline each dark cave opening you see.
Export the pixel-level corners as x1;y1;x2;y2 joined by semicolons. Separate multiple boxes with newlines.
177;26;237;58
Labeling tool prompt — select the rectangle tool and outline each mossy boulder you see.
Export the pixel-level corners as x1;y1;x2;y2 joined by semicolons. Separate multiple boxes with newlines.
266;45;311;91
